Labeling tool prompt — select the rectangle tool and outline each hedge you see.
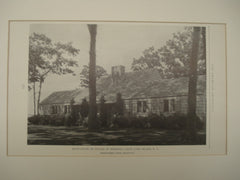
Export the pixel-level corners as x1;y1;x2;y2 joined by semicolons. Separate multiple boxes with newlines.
28;113;205;130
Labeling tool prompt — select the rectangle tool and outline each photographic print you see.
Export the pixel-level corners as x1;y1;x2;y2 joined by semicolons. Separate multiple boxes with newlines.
27;23;207;146
7;21;227;156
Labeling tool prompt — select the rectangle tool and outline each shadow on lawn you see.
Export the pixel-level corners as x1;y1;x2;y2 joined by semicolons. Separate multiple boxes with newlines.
27;125;206;145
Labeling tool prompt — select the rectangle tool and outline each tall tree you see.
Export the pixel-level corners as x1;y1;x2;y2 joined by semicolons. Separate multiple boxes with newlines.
131;47;162;71
29;33;80;115
131;27;206;78
28;51;38;115
187;26;201;139
80;65;107;88
87;24;99;130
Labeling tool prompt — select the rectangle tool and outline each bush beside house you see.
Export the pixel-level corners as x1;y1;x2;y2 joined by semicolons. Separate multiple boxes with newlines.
30;113;201;130
28;112;204;130
28;114;78;126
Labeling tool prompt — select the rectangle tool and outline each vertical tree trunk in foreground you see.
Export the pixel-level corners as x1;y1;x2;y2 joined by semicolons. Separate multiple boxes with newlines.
87;24;99;130
187;27;201;139
33;82;36;116
201;27;206;61
32;61;36;116
37;79;43;115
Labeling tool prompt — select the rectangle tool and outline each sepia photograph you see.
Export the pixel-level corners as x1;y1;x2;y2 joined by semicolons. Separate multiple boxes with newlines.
27;23;207;146
2;0;235;179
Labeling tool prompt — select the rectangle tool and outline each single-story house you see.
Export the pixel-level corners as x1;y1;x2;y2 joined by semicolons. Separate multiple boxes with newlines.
39;66;206;120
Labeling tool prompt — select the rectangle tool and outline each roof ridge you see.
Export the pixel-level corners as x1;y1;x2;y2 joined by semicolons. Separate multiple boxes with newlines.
52;89;80;93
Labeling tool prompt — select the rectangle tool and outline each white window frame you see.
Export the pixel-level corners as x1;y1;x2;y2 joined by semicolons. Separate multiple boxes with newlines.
137;100;148;113
163;98;176;113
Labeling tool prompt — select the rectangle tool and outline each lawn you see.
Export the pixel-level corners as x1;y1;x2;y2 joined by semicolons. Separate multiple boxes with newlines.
28;125;206;145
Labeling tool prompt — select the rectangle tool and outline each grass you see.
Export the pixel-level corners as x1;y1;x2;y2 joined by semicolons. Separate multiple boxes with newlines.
28;125;206;145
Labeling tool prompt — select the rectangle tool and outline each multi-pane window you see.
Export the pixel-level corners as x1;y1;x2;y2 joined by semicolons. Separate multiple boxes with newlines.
164;100;169;112
163;99;175;112
52;106;57;114
137;101;148;113
64;105;71;114
170;99;175;112
137;101;141;112
52;105;61;114
143;101;147;112
67;105;71;113
64;105;67;114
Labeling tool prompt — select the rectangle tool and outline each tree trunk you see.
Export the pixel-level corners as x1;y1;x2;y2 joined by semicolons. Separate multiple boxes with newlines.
201;27;206;61
33;82;36;116
37;80;43;115
87;24;99;130
187;27;201;138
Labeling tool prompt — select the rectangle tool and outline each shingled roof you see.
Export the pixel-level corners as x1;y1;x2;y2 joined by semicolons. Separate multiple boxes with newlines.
131;75;206;99
40;89;82;105
40;69;206;105
95;69;206;102
96;69;162;102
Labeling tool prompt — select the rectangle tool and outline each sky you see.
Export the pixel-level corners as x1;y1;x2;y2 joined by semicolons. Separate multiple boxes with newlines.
28;23;186;115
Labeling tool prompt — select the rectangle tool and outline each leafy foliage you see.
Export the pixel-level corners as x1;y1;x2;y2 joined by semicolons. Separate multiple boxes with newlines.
131;27;206;78
80;65;108;87
108;113;204;130
69;98;79;126
80;98;89;119
29;33;79;85
99;95;108;127
28;32;80;114
131;47;162;71
114;93;124;116
28;112;204;130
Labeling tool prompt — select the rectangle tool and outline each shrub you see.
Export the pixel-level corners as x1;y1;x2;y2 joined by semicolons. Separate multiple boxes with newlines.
129;116;148;128
148;113;166;129
28;114;76;126
55;115;65;126
165;113;188;130
128;116;137;128
99;96;108;128
165;114;205;130
28;115;41;125
80;98;89;119
31;114;81;126
28;115;49;125
48;115;65;126
39;115;49;125
111;115;129;128
64;113;79;126
82;117;88;128
110;116;150;129
64;116;72;126
113;93;124;116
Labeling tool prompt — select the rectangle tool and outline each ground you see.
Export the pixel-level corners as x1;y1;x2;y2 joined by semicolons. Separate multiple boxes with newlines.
28;125;206;145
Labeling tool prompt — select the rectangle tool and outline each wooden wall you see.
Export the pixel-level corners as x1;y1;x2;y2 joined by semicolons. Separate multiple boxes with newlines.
124;94;206;120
